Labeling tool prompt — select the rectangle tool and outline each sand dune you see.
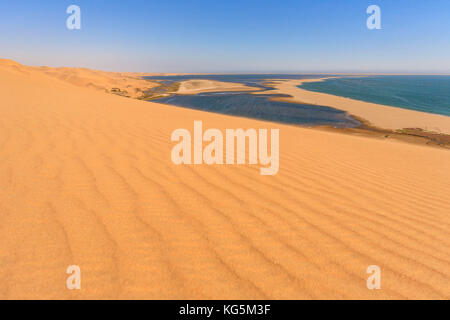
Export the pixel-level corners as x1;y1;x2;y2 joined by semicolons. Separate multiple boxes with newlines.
0;59;159;99
0;61;449;300
177;79;259;94
268;79;450;134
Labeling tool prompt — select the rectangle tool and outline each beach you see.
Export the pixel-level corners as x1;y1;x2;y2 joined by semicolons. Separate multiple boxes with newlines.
0;60;449;299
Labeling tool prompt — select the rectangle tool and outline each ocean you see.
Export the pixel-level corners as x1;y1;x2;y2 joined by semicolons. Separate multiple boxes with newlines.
299;76;450;116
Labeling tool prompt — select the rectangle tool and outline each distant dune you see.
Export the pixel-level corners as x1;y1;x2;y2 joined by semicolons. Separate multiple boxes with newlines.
0;59;159;98
0;60;449;299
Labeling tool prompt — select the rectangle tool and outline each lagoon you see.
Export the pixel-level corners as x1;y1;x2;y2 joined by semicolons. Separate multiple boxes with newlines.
153;91;360;128
146;74;361;128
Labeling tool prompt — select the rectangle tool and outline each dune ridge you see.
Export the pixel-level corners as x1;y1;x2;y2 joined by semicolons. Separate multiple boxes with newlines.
0;59;159;99
0;61;449;299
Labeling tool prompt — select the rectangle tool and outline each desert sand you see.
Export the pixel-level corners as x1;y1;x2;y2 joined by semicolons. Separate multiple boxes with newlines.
268;79;450;134
177;79;259;95
1;59;159;99
0;60;449;300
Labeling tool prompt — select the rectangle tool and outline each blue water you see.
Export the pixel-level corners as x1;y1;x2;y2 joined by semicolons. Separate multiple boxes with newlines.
299;76;450;116
153;92;360;128
147;74;361;127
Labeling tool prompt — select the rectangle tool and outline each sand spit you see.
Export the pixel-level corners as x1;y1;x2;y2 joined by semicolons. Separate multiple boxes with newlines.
0;60;449;299
266;79;450;134
177;79;260;95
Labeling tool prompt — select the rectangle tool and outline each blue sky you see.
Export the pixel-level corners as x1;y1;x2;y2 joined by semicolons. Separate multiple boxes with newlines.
0;0;449;73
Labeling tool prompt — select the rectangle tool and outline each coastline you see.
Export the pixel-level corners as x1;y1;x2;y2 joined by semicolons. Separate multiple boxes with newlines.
265;78;450;135
18;58;450;146
140;74;450;147
138;73;450;137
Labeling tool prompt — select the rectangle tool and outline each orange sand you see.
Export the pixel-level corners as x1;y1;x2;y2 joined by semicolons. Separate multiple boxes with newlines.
0;60;449;299
1;59;159;98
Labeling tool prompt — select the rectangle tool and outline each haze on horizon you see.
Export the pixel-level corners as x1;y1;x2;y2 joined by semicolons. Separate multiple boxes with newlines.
1;0;449;73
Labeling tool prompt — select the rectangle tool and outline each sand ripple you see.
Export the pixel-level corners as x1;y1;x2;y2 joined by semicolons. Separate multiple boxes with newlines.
0;61;449;299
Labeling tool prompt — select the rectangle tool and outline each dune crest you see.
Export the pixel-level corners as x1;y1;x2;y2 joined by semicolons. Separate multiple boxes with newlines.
0;59;160;98
0;60;449;300
0;59;23;67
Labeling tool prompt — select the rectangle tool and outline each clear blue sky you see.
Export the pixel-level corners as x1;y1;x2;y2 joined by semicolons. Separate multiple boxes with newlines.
1;0;449;73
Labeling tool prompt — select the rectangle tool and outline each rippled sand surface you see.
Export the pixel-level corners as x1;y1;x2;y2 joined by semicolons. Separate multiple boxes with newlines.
0;60;449;299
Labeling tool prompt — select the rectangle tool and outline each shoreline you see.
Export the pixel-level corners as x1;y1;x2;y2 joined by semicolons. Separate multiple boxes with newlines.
4;58;448;147
138;75;450;148
264;78;450;135
139;74;450;137
312;116;450;149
